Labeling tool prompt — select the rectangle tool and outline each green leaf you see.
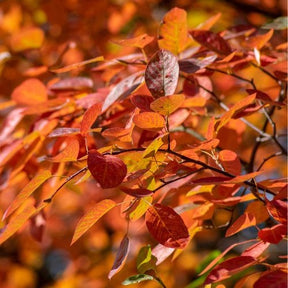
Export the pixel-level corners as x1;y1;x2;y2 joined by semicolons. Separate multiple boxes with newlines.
122;274;154;285
262;17;288;30
137;245;157;274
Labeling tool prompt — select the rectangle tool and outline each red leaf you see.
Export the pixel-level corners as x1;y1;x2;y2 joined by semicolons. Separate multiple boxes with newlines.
87;150;127;189
241;241;270;258
133;112;165;131
102;71;144;111
254;270;288;288
80;103;102;135
218;149;241;175
179;55;217;73
145;203;189;248
108;235;130;279
71;199;116;245
226;212;256;237
119;187;153;198
266;199;288;224
11;78;47;106
130;94;154;112
258;224;287;244
191;30;232;55
204;256;257;285
145;49;179;98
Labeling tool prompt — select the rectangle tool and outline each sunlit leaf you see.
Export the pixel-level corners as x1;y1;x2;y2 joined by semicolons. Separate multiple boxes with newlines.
3;170;52;220
122;274;154;285
11;78;47;106
145;203;189;248
10;27;44;52
51;137;79;162
108;235;130;279
71;199;116;245
196;13;222;30
136;245;157;274
218;149;241;175
158;7;192;55
133;112;165;131
204;256;257;285
191;30;231;55
87;150;127;189
150;94;185;116
80;103;102;135
245;201;269;224
102;71;144;111
145;49;179;98
143;134;168;158
226;212;256;237
129;196;153;221
258;224;287;244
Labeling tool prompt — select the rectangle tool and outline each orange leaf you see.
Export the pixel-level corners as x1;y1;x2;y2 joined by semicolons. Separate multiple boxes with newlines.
71;199;116;245
80;103;102;135
51;137;80;162
113;34;154;49
266;199;287;224
226;212;256;237
216;93;256;132
87;150;127;189
158;7;192;55
204;256;257;285
150;94;185;116
108;235;130;279
145;203;189;248
246;29;274;49
10;27;44;52
3;170;52;220
245;201;269;224
0;199;36;245
11;78;47;106
50;56;104;73
133;112;165;131
219;149;241;175
196;13;222;30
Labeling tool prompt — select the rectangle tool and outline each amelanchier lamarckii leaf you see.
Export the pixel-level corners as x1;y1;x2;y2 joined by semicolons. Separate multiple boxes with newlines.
87;150;127;189
145;49;179;98
145;203;189;249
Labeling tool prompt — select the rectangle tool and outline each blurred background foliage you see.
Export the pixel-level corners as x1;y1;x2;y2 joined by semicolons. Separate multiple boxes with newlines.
0;0;286;288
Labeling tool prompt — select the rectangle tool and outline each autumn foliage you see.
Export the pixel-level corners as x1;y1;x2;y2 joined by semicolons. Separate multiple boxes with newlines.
0;1;287;287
